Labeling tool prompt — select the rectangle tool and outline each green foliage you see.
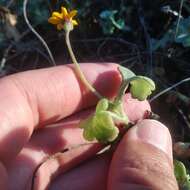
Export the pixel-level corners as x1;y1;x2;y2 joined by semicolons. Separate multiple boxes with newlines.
152;17;190;50
1;0;190;60
118;66;155;101
119;65;136;79
116;66;135;101
129;76;156;101
175;17;190;47
80;66;155;143
80;98;121;143
174;160;190;189
99;10;127;35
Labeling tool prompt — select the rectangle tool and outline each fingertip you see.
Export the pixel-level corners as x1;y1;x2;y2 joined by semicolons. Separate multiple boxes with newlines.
126;119;173;160
123;94;151;122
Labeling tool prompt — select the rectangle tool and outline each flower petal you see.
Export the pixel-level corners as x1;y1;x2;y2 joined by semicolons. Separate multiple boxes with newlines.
57;23;64;30
52;11;63;19
48;17;60;24
69;10;77;18
72;20;78;26
61;7;68;17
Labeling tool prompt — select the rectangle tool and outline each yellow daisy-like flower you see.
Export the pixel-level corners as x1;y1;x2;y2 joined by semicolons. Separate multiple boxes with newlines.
48;6;78;31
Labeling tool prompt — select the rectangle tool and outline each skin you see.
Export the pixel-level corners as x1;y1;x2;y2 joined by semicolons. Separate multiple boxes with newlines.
0;63;178;190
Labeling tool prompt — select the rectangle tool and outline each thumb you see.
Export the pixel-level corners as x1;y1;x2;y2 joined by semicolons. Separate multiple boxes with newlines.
108;119;178;190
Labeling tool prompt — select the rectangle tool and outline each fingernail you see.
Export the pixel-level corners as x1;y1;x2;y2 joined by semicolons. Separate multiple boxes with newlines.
128;119;173;159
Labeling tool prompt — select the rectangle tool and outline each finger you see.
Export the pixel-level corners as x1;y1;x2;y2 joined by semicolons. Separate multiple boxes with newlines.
7;109;97;190
108;119;178;190
49;153;111;190
0;63;120;163
0;161;8;190
33;144;104;190
23;93;150;157
123;93;150;123
7;94;150;190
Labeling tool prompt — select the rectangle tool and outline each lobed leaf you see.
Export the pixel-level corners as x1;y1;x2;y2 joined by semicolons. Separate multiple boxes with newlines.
118;66;155;101
95;98;109;113
129;76;156;101
80;116;95;141
92;112;119;143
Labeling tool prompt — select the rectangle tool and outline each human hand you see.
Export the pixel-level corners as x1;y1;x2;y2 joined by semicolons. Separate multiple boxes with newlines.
0;63;178;190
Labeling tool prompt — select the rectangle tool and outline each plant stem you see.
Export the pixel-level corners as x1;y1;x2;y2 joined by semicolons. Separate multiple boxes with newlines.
175;0;184;39
23;0;56;66
65;31;102;99
150;77;190;102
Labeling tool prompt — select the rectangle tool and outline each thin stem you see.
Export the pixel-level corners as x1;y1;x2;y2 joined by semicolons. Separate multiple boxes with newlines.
65;31;102;99
23;0;56;66
150;77;190;102
175;0;184;39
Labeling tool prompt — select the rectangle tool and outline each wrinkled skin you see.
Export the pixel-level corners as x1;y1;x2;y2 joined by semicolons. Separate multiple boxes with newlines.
0;63;178;190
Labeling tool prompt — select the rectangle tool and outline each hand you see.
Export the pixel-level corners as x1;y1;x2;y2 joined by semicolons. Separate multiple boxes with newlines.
0;63;178;190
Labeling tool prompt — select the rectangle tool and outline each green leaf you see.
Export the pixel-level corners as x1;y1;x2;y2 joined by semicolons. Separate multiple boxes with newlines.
92;112;119;143
80;116;95;141
175;17;190;47
96;98;109;113
99;10;126;35
116;66;136;102
80;98;126;143
100;10;118;20
117;66;155;101
80;109;119;143
129;76;156;101
174;160;188;182
119;65;136;80
174;160;190;189
151;17;190;50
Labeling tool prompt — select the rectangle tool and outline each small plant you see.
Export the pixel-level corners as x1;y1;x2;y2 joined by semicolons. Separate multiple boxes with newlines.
48;6;155;144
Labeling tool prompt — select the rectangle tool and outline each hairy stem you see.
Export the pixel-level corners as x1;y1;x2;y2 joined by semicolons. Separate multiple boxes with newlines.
65;31;102;99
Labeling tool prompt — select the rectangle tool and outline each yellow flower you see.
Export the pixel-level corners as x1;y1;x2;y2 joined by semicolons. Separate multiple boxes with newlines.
48;7;78;31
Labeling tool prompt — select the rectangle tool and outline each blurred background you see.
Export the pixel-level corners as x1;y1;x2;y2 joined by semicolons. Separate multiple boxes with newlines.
0;0;190;177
